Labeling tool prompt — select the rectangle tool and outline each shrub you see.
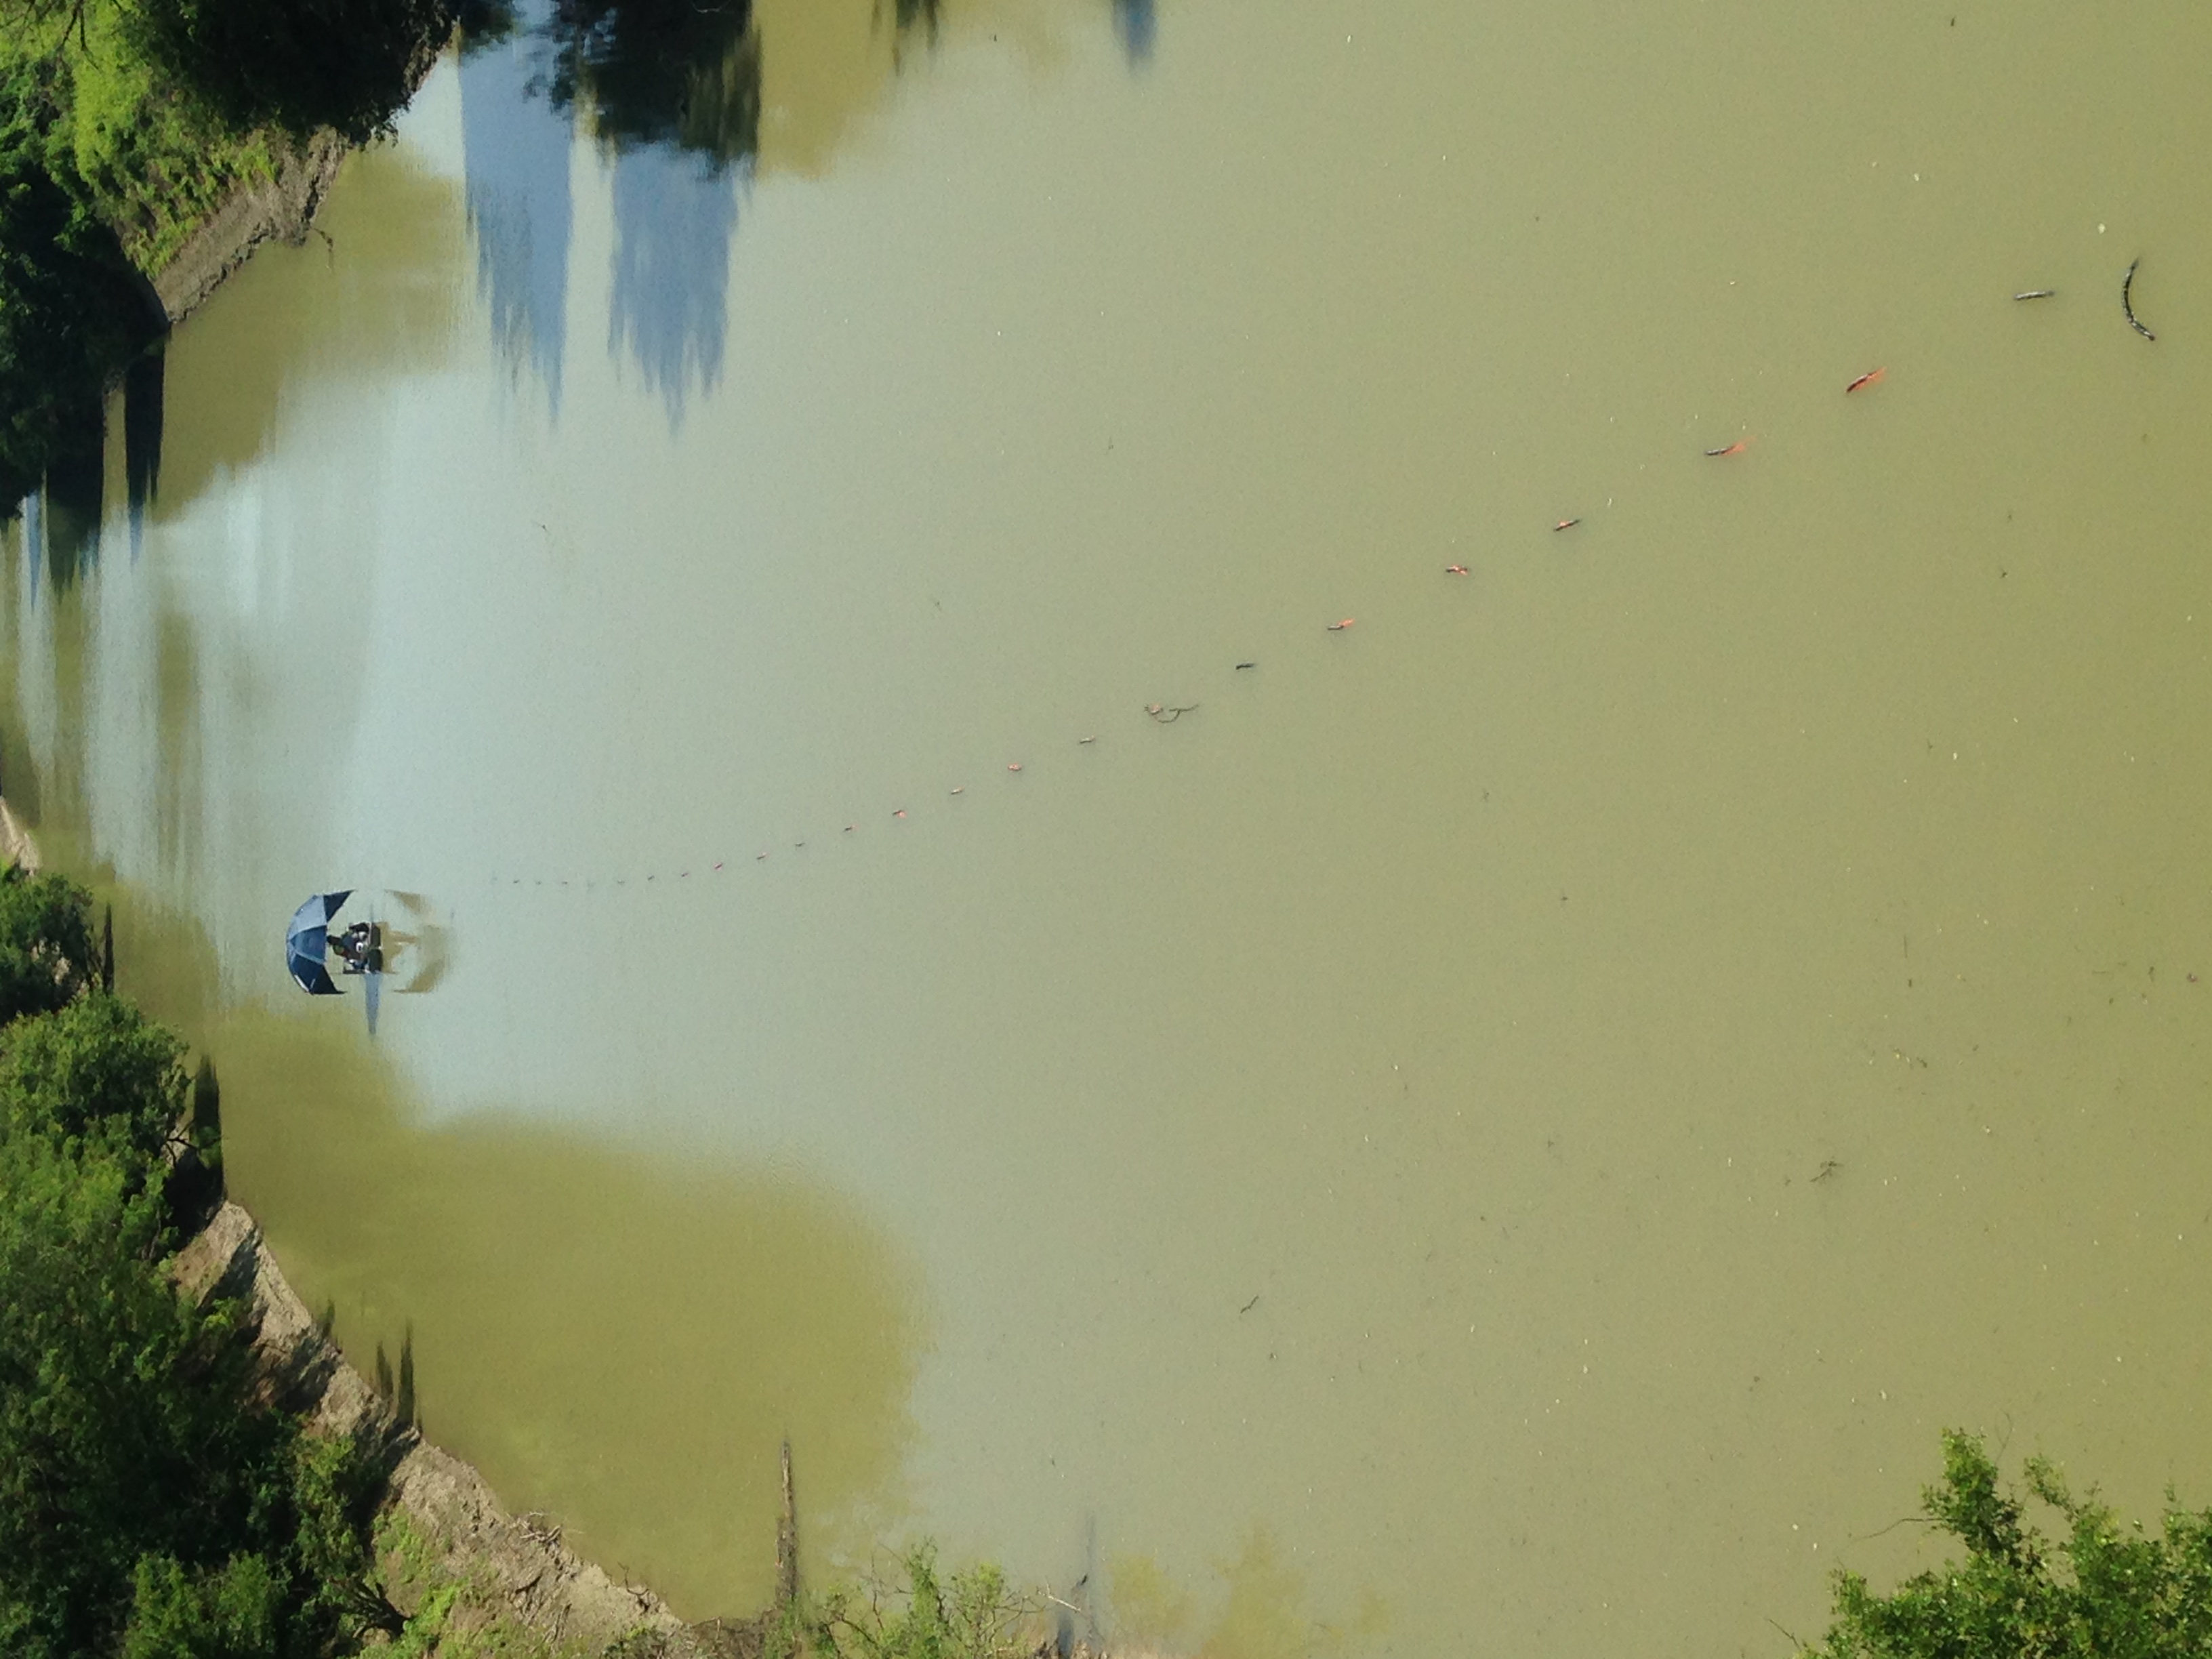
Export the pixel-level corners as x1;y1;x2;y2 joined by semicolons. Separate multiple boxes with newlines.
0;870;394;1656
0;867;100;1025
1801;1431;2212;1659
0;991;189;1168
122;0;457;145
0;72;153;507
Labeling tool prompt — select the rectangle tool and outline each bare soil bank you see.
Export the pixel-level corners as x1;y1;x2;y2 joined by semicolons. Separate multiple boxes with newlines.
141;12;449;325
148;129;348;325
173;1202;767;1658
0;798;40;874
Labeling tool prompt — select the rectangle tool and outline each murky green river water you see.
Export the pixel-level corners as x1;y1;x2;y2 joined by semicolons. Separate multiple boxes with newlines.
10;0;2212;1652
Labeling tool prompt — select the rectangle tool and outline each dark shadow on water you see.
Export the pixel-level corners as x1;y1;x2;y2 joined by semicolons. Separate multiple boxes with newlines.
123;348;163;563
19;494;41;608
1111;0;1154;65
881;0;939;61
150;146;464;529
220;1002;925;1619
37;405;104;592
459;0;575;414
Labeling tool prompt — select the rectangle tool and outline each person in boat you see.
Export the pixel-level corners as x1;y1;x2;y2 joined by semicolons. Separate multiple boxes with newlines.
331;921;374;973
329;929;361;971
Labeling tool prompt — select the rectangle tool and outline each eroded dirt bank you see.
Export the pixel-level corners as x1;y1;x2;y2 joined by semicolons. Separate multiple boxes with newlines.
150;131;350;325
172;1201;770;1658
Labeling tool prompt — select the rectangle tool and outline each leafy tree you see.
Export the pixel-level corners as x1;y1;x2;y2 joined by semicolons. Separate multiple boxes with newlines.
0;1133;260;1656
121;0;457;144
273;1431;402;1644
0;1105;396;1658
0;871;395;1656
120;1552;282;1659
0;60;158;508
0;865;101;1024
0;0;99;54
1;0;446;516
798;1544;1035;1659
0;991;188;1170
1801;1431;2212;1659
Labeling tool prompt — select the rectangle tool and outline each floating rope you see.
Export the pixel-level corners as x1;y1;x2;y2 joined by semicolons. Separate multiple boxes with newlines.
478;274;2169;891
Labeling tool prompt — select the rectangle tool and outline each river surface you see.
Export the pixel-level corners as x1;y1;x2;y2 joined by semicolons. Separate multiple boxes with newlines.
9;0;2212;1652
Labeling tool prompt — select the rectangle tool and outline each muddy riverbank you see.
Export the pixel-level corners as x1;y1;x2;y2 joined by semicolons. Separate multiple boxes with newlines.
167;1198;1118;1658
170;1202;709;1655
149;130;350;325
6;796;691;1652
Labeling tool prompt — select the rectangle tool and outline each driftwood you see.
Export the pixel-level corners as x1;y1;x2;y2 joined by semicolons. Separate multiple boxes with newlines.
777;1437;800;1610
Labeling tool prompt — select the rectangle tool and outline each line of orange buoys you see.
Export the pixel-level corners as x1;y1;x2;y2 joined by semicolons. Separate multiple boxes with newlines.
488;266;2155;895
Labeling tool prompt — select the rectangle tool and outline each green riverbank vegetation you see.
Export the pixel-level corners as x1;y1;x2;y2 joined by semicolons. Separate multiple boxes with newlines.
386;1536;1043;1659
0;0;453;504
0;856;1054;1657
0;863;398;1656
1795;1430;2212;1659
777;1547;1035;1659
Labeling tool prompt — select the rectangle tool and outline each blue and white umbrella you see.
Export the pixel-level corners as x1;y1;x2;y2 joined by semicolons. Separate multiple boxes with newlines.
285;890;352;995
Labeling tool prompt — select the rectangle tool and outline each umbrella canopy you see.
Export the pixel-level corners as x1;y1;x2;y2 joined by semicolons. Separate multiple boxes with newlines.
285;890;352;995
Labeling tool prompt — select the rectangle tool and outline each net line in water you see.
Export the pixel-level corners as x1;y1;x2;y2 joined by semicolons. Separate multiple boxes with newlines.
474;261;2150;892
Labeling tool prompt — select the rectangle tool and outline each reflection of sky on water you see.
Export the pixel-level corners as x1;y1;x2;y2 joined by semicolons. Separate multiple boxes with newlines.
458;0;573;412
608;146;743;422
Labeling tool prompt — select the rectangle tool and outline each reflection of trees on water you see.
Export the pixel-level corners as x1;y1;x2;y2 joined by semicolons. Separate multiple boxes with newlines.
1112;0;1155;64
880;0;939;61
459;0;576;413
33;411;102;594
549;0;761;161
608;148;743;420
123;350;163;564
459;0;760;421
457;0;1159;422
518;0;763;421
12;386;118;594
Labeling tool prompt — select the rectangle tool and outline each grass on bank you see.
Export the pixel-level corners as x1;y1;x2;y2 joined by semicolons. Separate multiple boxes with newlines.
0;0;451;502
0;0;258;501
0;0;273;275
371;1508;1042;1659
786;1546;1037;1659
371;1509;579;1659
